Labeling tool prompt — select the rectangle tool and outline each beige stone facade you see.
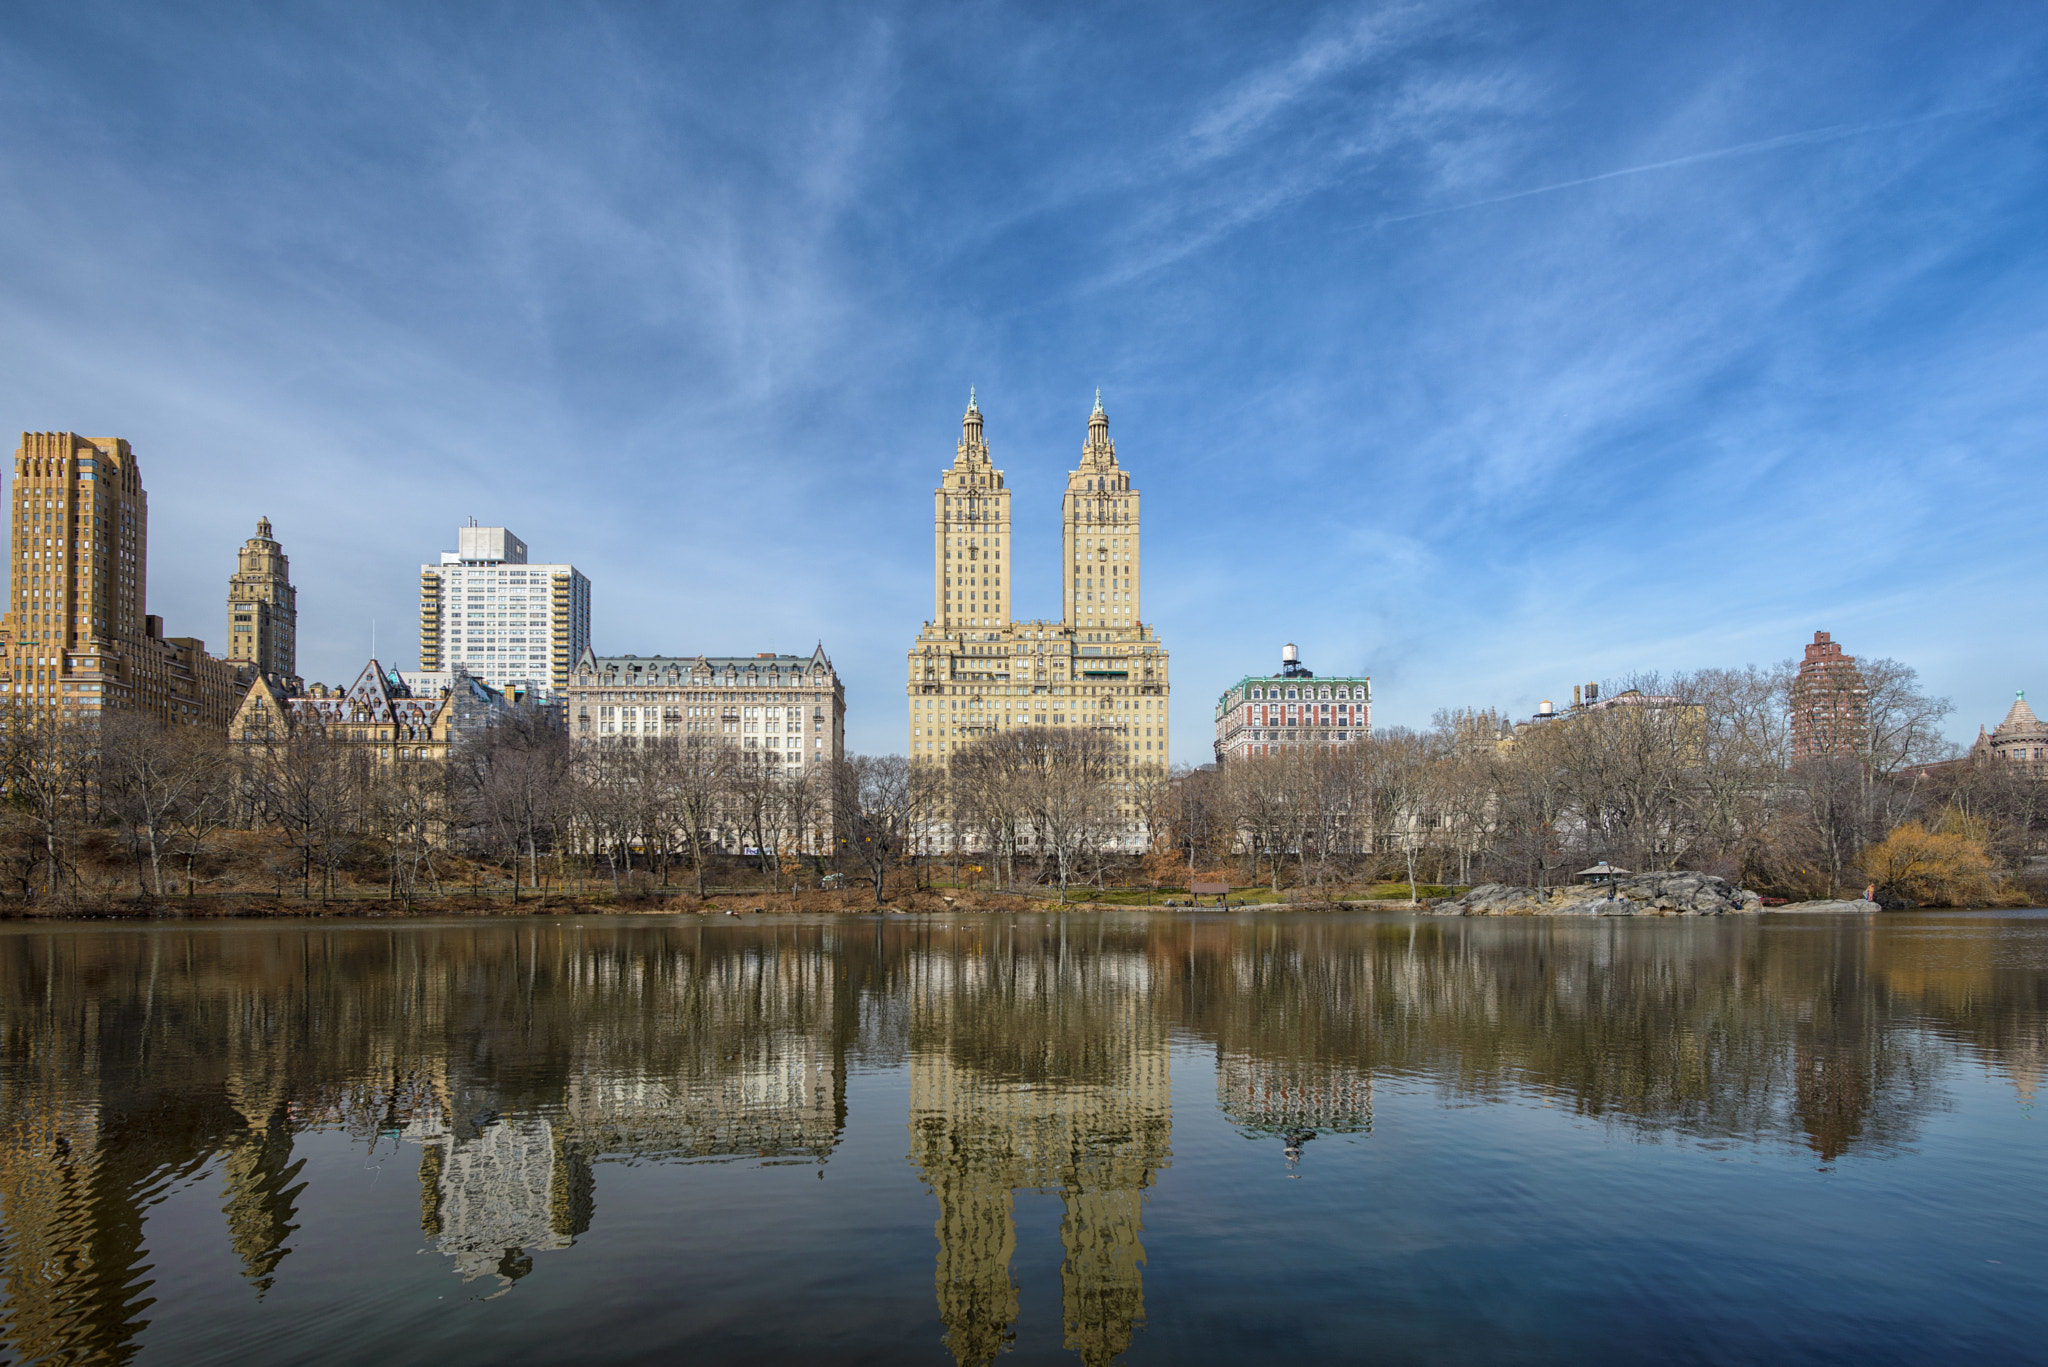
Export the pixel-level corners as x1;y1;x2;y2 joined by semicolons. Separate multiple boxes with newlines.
1;432;245;730
907;395;1172;834
1969;692;2048;780
226;517;298;685
569;648;845;772
569;648;847;856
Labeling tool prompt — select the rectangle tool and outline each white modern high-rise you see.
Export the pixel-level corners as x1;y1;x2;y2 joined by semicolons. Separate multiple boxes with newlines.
417;522;591;698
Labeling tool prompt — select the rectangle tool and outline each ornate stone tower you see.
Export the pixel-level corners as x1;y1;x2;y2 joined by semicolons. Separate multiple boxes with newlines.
905;393;1172;847
227;517;298;684
1062;390;1141;634
933;390;1012;631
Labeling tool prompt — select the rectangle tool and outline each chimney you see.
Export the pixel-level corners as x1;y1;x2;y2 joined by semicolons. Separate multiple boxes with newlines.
1572;685;1582;707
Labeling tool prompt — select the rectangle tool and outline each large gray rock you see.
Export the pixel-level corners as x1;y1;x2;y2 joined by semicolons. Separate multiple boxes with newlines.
1761;899;1878;914
1433;872;1760;917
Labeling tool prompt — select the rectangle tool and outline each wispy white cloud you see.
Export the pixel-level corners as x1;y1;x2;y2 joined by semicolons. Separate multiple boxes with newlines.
1184;2;1444;162
1374;93;2044;226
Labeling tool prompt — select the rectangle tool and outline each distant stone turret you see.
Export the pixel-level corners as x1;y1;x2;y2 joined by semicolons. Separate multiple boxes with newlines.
227;517;299;687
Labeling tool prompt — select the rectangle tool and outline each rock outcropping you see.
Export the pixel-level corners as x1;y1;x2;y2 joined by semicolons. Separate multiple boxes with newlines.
1432;872;1762;917
1760;899;1877;914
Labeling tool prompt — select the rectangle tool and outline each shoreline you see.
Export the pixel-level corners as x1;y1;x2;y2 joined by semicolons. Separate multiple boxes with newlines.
4;894;2006;922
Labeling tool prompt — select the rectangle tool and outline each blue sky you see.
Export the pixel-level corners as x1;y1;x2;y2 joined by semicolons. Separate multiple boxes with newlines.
2;1;2043;761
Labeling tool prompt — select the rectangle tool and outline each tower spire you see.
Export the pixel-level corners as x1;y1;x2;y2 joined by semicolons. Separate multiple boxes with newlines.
1087;387;1110;452
962;388;985;450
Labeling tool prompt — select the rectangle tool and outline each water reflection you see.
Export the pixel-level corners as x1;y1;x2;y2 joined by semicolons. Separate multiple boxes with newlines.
905;926;1170;1365
0;914;2042;1365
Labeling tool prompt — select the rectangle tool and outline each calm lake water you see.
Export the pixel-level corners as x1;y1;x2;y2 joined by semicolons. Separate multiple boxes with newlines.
2;911;2045;1366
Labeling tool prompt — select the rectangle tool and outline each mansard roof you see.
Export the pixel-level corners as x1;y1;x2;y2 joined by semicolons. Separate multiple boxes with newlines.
572;647;837;680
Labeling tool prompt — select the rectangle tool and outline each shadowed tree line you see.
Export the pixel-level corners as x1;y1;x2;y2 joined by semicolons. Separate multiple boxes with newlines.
0;704;940;908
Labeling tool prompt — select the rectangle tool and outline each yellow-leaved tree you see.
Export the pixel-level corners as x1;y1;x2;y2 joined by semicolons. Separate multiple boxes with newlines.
1860;813;2013;907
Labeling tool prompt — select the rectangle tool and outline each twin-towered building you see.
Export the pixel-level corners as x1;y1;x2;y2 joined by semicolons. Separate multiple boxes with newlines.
906;392;1172;777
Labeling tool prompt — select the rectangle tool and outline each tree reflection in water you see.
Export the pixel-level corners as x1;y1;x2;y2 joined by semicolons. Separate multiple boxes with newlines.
0;914;2040;1365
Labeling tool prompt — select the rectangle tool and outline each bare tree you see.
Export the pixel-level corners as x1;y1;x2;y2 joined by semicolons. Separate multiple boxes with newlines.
833;754;918;906
0;706;97;902
99;713;192;899
969;727;1113;901
453;714;576;900
668;735;732;897
779;767;826;890
1146;763;1224;882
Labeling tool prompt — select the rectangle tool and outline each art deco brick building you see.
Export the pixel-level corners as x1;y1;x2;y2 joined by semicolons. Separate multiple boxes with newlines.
905;393;1172;800
1791;630;1868;763
1;432;243;729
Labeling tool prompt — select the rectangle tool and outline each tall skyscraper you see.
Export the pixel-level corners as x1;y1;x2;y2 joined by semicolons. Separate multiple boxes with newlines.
1063;390;1142;633
2;432;242;728
931;389;1012;630
9;433;146;647
226;517;298;684
417;523;590;697
906;394;1172;835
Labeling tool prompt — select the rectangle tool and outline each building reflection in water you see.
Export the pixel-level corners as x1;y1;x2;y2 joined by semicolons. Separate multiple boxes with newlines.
905;931;1171;1366
408;1114;589;1290
3;915;2046;1365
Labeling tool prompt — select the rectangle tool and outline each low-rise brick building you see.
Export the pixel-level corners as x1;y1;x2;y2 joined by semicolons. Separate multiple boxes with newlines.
1214;644;1372;763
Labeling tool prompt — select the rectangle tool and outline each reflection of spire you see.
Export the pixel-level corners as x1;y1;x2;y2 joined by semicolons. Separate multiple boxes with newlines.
219;1117;305;1295
1060;1187;1147;1366
906;944;1170;1365
222;1060;305;1296
922;1121;1019;1367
